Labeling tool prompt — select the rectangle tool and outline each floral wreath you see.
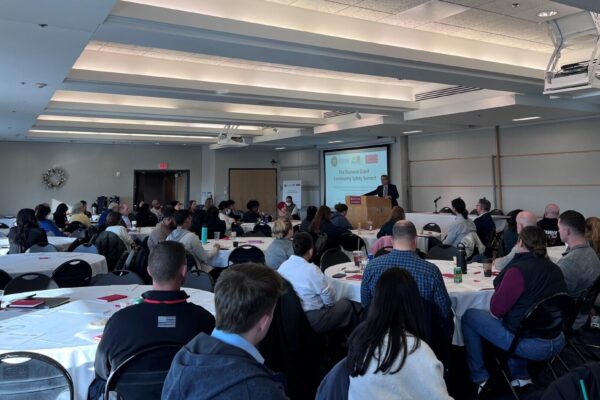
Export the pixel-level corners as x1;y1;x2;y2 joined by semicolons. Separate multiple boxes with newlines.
42;167;68;189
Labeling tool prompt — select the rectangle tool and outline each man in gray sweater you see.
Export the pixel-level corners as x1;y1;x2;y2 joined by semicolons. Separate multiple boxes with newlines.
493;211;537;271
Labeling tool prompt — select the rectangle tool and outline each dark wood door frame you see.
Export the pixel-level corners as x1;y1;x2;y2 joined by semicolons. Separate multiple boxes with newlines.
133;169;190;207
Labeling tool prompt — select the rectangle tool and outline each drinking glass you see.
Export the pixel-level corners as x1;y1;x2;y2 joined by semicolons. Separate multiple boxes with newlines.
214;232;221;240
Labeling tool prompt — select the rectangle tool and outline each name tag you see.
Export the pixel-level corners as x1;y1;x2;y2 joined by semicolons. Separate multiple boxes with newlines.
157;316;176;328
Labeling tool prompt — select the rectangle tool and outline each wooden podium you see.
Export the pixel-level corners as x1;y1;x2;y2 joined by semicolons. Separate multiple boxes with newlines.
345;196;391;229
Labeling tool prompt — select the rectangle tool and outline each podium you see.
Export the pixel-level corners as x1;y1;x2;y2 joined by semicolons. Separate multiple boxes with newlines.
345;196;391;230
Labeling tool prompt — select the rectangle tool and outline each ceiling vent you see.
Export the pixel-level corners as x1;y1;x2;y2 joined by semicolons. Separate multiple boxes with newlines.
323;110;354;119
415;86;482;101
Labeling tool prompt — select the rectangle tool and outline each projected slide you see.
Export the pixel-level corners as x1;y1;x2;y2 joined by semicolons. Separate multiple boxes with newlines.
324;146;389;207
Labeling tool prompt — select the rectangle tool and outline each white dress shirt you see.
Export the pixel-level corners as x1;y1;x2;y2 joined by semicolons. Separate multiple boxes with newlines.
278;255;336;312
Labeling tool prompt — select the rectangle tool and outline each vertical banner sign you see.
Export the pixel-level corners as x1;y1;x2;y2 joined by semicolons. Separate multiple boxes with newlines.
282;180;302;209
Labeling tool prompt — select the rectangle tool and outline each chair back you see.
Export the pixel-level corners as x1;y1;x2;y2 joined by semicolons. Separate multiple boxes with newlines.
184;250;198;272
104;344;182;400
92;270;144;286
320;248;351;272
228;245;265;264
338;233;367;252
490;208;504;216
94;231;127;271
184;270;214;292
0;223;9;229
0;269;12;290
568;274;600;332
243;231;266;237
130;246;151;284
427;236;444;251
4;273;58;295
0;351;74;400
508;293;574;355
26;242;59;253
51;259;92;288
422;223;441;233
66;238;86;252
426;244;458;261
64;221;84;233
69;228;88;240
74;243;98;254
439;207;455;215
374;246;393;258
316;358;349;400
253;223;272;237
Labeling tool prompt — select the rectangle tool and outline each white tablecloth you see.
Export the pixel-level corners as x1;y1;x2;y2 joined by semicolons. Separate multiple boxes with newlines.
0;236;77;255
0;217;16;227
548;245;567;263
0;252;108;277
406;212;507;236
204;238;275;268
127;227;153;241
0;284;215;400
324;259;495;346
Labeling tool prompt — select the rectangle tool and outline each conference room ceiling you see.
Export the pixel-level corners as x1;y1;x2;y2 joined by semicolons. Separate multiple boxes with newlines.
2;0;600;147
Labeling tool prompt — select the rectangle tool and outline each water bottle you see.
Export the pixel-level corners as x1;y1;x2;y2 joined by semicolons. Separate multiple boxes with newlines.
201;226;208;244
457;243;467;274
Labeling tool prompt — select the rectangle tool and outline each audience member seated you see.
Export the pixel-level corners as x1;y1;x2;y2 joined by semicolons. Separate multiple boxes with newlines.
331;203;353;230
8;208;48;254
148;206;175;253
348;268;452;399
135;203;158;227
171;200;184;211
188;200;197;213
105;212;136;251
190;203;207;236
362;221;453;341
494;211;537;271
265;218;294;270
80;200;92;218
242;200;262;223
69;202;92;228
53;203;69;229
119;203;133;229
278;232;358;333
474;197;495;246
300;205;317;232
309;205;349;240
502;209;522;254
162;263;287;400
284;195;300;220
88;242;216;400
205;206;226;238
462;226;567;394
167;210;220;273
204;197;214;210
444;197;477;248
557;210;600;301
585;217;600;257
150;199;162;220
377;206;406;238
370;235;393;256
36;204;66;237
98;202;119;227
276;201;290;219
538;203;563;246
218;200;236;230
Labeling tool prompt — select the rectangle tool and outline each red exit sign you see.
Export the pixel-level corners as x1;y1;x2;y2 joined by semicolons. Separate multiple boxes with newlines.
159;163;168;170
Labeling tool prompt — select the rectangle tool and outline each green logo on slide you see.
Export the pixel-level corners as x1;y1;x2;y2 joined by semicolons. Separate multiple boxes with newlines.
331;156;338;167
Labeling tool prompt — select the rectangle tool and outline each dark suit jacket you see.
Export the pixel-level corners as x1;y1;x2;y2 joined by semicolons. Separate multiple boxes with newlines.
364;184;399;207
474;212;496;246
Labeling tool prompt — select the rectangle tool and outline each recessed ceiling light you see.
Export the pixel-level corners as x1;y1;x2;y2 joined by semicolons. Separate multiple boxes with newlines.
403;130;423;134
328;140;343;144
537;10;557;18
511;3;520;8
512;116;541;122
275;147;286;150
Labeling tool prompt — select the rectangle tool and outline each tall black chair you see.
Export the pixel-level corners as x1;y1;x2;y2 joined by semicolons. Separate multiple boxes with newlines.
427;236;444;252
253;223;272;237
26;243;59;253
4;273;58;295
338;233;367;252
490;209;504;216
426;245;458;261
184;270;214;292
320;248;351;272
66;238;87;252
104;344;182;400
94;231;127;271
0;269;12;290
228;245;265;265
91;270;144;286
0;351;74;400
439;207;455;215
0;223;9;229
374;246;393;258
51;259;93;288
422;223;441;233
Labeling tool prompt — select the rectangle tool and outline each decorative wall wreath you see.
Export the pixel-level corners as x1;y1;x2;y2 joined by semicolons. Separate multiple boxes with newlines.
42;167;67;189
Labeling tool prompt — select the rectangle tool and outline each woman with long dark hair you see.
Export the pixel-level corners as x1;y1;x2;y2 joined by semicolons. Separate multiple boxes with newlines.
308;205;348;239
377;206;406;238
205;206;226;238
300;205;317;232
53;203;68;229
347;268;451;399
444;197;477;247
8;208;48;254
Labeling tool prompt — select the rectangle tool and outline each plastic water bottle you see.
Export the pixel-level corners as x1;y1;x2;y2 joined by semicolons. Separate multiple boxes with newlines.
457;243;467;274
201;226;208;244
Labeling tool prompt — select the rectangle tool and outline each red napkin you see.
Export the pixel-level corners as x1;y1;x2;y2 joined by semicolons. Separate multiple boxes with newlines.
346;274;363;281
441;273;454;279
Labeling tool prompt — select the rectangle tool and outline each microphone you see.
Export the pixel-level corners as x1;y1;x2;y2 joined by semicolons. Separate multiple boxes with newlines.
434;196;442;202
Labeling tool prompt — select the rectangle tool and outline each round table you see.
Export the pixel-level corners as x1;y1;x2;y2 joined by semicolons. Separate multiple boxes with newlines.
203;237;274;268
0;217;16;228
127;227;153;241
547;245;566;264
0;284;215;400
351;229;442;254
0;236;77;254
240;220;300;233
324;260;495;346
0;252;108;277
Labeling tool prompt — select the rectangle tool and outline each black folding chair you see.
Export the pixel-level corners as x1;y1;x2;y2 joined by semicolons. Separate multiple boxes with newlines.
73;243;99;254
374;246;393;258
439;207;455;215
0;223;9;229
338;233;367;252
319;248;351;272
94;231;127;271
91;270;144;286
426;245;458;261
0;269;12;290
228;245;265;264
4;273;58;295
51;259;93;288
427;236;444;252
0;351;74;400
490;209;504;216
184;270;214;292
27;242;59;253
243;231;266;238
422;223;441;233
104;344;182;400
253;223;272;237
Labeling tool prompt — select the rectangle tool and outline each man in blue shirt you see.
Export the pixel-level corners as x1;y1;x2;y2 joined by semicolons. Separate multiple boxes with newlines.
162;263;288;400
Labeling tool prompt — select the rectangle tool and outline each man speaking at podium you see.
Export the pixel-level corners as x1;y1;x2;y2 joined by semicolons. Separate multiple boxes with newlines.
364;174;399;207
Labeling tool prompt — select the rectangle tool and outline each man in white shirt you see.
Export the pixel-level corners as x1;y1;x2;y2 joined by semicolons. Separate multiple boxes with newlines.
493;211;538;271
278;232;358;333
119;203;133;229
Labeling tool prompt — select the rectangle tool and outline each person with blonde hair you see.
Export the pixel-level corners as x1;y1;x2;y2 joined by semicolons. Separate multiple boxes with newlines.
69;201;91;228
265;218;294;270
585;217;600;257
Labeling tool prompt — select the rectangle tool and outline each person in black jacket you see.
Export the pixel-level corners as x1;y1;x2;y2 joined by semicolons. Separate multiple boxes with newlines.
135;203;158;228
474;197;496;246
241;200;262;223
88;241;215;400
205;206;226;239
377;206;406;238
309;205;349;239
53;203;68;229
364;175;399;207
8;208;47;254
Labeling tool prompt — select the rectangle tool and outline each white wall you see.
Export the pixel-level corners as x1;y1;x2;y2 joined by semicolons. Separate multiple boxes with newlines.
407;116;600;217
0;141;203;215
278;148;320;214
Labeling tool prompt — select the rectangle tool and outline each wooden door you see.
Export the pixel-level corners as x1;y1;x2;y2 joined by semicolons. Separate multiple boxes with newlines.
229;169;277;216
